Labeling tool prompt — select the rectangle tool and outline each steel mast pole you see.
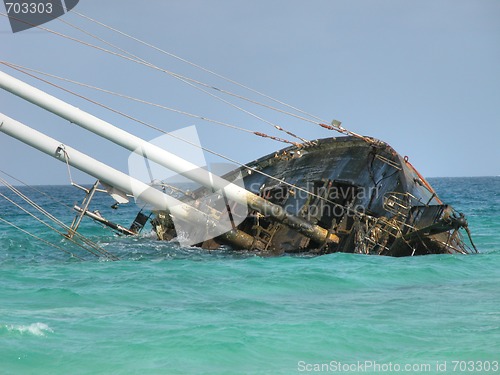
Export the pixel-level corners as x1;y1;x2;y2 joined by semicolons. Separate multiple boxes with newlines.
0;70;338;245
0;112;255;249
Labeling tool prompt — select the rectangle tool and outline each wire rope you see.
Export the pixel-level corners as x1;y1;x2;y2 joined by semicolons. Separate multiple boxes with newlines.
0;215;85;260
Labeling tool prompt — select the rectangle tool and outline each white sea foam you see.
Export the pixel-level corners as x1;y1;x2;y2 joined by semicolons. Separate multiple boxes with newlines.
6;322;54;336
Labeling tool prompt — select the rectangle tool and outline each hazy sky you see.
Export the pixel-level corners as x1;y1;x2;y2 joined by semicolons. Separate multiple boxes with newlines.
1;0;499;186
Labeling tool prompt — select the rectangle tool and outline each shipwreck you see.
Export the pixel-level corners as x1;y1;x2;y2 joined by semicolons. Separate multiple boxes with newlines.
151;135;476;256
0;68;477;257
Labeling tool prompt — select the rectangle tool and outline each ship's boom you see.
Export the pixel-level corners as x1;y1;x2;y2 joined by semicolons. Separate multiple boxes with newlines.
0;70;338;246
0;112;256;248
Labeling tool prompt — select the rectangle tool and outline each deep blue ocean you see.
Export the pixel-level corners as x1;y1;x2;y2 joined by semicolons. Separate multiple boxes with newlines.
1;177;499;374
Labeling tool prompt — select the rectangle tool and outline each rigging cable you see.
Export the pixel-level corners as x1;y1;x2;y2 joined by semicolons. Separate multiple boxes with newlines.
0;216;85;260
0;12;309;144
54;8;327;133
0;13;374;215
0;178;119;260
0;168;74;212
0;189;102;259
1;61;300;146
56;9;376;144
0;63;373;218
66;7;326;124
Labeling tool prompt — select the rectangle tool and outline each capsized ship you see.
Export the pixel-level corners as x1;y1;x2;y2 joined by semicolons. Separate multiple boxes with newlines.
0;70;476;257
152;136;475;256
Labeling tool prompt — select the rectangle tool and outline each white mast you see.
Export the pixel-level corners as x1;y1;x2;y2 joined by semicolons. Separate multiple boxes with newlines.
0;70;338;245
0;112;255;249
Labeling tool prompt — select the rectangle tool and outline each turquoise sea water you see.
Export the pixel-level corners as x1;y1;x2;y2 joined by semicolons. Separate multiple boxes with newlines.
0;177;499;374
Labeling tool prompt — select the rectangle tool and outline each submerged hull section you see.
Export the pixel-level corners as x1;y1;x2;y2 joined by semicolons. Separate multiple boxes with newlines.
152;137;474;256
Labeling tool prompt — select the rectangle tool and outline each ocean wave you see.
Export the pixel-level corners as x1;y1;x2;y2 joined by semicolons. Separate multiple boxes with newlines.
3;322;54;336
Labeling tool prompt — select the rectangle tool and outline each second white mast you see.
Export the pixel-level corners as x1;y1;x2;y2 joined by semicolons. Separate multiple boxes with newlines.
0;70;337;245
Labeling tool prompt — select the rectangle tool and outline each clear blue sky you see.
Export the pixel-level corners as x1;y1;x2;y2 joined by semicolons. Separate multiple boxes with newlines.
1;0;499;185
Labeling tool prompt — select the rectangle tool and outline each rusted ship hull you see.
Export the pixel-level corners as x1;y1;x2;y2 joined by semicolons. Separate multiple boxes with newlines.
152;136;474;256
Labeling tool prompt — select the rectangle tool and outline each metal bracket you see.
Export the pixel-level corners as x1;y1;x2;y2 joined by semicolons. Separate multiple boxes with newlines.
66;180;100;239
